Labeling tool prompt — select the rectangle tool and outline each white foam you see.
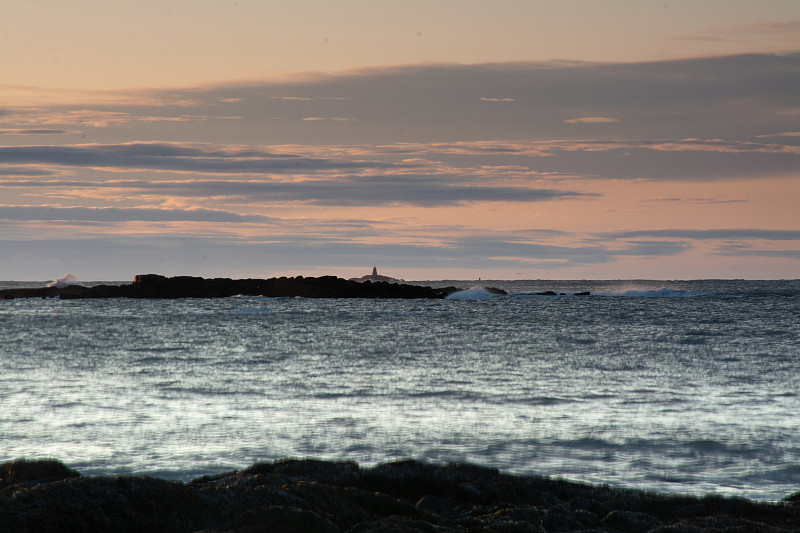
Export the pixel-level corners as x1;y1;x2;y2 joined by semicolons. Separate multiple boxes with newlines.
48;273;79;288
445;286;498;300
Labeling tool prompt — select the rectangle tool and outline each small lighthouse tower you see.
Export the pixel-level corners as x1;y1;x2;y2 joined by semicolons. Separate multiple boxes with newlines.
349;266;401;283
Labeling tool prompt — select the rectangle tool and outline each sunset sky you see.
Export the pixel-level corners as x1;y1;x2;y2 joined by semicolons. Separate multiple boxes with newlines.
1;0;798;280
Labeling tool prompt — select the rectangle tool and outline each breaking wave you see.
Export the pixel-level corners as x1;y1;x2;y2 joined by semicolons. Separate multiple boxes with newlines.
47;273;79;288
445;286;499;300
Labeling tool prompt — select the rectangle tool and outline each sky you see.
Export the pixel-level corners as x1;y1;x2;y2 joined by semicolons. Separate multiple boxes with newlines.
1;1;799;281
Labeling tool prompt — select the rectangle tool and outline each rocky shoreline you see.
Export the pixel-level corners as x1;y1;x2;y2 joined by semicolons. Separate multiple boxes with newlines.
2;458;798;532
0;274;467;300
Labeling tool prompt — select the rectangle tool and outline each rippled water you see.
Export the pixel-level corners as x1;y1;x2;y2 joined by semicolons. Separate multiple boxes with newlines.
1;280;798;501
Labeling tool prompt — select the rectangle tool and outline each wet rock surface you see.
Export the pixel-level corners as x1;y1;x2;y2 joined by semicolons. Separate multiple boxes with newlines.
0;274;456;300
2;458;798;532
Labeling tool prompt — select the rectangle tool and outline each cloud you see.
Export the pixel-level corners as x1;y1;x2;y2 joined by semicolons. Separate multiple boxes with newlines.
373;138;800;180
269;96;313;101
714;244;800;258
0;205;275;223
588;230;800;263
6;52;785;146
266;96;350;102
606;229;800;241
0;166;56;177
756;132;800;138
612;241;692;256
2;53;797;279
0;128;75;135
0;142;392;175
443;235;694;264
0;234;586;277
641;197;746;204
301;117;359;122
447;235;613;262
448;237;692;264
2;109;241;128
0;177;591;207
368;138;800;157
675;19;800;44
564;117;620;124
0;135;800;191
2;136;795;191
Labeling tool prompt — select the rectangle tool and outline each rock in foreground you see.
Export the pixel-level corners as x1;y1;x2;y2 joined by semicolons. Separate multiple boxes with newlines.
1;458;798;532
0;274;456;300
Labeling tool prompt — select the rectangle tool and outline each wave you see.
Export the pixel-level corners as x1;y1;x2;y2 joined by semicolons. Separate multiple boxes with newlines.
231;307;273;315
512;292;573;298
523;436;767;458
445;286;501;300
752;464;800;483
595;288;715;298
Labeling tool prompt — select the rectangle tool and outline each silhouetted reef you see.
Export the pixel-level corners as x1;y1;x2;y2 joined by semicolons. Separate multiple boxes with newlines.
1;458;798;532
0;274;474;300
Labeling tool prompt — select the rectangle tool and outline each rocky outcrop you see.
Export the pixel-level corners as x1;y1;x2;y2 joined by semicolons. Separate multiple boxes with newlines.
1;458;797;532
0;274;453;300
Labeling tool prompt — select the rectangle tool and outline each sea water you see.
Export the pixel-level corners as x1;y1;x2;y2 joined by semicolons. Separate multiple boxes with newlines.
1;279;798;502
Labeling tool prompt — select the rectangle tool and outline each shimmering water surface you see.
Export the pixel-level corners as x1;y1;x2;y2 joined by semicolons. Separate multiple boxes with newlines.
1;280;798;501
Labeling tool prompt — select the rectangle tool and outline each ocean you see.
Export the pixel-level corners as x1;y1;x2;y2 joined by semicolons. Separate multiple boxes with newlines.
1;279;798;502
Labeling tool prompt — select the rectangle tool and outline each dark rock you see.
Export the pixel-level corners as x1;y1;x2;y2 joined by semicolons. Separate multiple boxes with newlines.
222;505;338;533
133;274;168;285
646;525;706;533
0;458;80;483
0;275;452;300
485;286;508;295
1;458;798;533
415;494;452;515
602;509;657;530
438;286;461;296
456;481;481;501
540;505;583;532
574;508;602;528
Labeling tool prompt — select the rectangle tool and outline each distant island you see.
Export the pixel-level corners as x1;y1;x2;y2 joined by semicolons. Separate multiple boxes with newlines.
0;273;465;300
349;266;404;283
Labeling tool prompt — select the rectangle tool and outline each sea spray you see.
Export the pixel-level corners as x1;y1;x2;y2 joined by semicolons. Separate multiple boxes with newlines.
444;286;500;300
47;273;79;288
